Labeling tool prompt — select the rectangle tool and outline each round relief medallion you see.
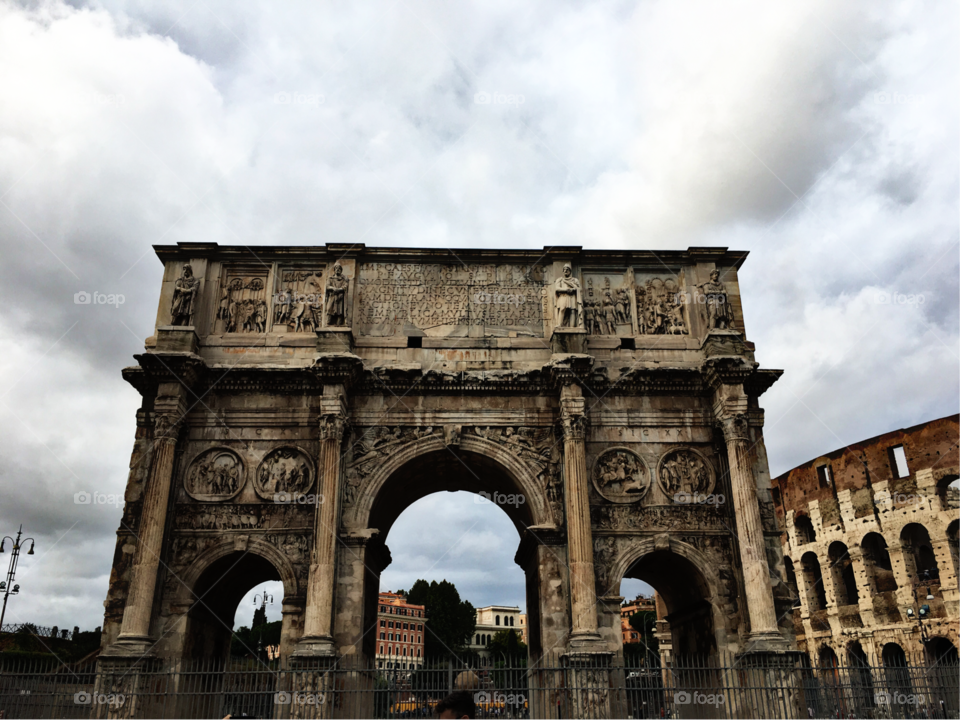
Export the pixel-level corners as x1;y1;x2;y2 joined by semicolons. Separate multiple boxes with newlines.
254;447;315;500
657;447;716;501
184;448;244;502
592;448;650;503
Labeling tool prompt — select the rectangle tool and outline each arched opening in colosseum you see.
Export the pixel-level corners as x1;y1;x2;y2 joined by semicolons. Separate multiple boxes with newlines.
935;474;959;511
900;523;940;583
620;550;718;659
926;638;960;715
861;532;898;593
881;643;913;697
795;514;816;544
827;541;859;607
847;641;875;715
817;646;845;714
800;551;827;612
948;520;959;577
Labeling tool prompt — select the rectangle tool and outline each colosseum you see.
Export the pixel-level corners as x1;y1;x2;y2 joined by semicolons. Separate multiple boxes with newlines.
773;414;959;672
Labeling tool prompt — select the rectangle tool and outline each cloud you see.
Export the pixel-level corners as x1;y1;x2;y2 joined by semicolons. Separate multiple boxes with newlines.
0;0;955;633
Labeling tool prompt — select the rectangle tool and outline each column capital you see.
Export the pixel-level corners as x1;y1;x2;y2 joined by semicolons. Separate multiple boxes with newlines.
720;413;751;442
319;414;348;441
152;411;183;444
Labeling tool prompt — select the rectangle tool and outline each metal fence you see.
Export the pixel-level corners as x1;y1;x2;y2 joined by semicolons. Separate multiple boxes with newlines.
0;651;956;719
0;624;74;640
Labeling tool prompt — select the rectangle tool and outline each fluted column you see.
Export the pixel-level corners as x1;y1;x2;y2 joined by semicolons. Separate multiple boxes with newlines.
111;408;182;653
721;413;784;647
560;383;600;643
296;385;347;657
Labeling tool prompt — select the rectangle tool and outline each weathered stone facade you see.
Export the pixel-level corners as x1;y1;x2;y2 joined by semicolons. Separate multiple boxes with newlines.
99;243;796;682
773;415;960;666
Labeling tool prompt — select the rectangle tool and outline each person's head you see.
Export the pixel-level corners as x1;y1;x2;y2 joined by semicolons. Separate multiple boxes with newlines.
562;263;572;277
435;691;475;719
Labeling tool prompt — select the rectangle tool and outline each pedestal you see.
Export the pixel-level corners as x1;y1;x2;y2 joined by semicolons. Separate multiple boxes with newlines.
315;327;354;354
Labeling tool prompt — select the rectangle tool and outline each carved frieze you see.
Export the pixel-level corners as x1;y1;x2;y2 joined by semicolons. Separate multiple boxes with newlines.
634;276;688;335
217;270;268;334
583;274;632;336
355;262;545;337
591;503;727;532
592;448;649;503
274;267;325;333
184;448;244;502
174;503;311;531
254;448;315;501
657;448;716;500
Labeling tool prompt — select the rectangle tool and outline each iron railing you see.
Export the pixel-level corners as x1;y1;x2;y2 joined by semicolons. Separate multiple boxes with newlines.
0;651;956;719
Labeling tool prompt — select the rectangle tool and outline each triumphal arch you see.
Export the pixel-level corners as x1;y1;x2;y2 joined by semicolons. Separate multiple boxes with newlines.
99;243;798;700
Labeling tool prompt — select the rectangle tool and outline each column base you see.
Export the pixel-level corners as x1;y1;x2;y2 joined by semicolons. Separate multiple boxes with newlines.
100;635;157;659
566;630;606;652
292;634;338;658
743;631;792;653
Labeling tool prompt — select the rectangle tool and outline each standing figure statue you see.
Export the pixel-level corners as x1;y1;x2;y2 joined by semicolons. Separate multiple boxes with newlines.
697;269;735;330
170;264;200;326
553;263;583;329
325;262;349;327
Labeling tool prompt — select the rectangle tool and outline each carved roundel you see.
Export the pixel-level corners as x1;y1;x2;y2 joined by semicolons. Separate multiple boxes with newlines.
592;447;650;503
657;447;716;501
184;448;244;502
254;447;315;501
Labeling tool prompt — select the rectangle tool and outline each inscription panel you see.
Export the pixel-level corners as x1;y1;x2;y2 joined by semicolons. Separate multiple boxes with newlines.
355;263;545;337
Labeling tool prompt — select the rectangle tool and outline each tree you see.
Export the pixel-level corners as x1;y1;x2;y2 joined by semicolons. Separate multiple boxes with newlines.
627;610;660;665
405;579;475;659
487;629;527;659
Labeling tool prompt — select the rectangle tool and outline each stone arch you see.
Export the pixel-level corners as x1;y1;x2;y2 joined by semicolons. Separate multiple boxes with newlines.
800;551;827;611
947;520;959;577
861;532;897;593
794;513;816;544
170;538;301;661
900;522;940;581
934;468;959;511
344;433;552;532
827;541;859;606
609;537;726;656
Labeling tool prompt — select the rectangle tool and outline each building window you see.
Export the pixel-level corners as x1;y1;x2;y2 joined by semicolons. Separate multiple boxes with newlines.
816;464;833;488
403;634;407;642
889;445;909;479
495;615;500;626
379;620;385;627
402;647;407;656
509;616;514;626
388;621;393;628
417;649;421;657
380;633;385;640
379;644;383;653
418;635;421;643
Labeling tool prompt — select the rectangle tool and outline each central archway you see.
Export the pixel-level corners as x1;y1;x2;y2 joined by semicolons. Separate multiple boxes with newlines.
335;439;562;667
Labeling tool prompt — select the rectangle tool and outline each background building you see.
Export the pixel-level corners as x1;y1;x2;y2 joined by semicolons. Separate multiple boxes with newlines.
773;414;959;667
375;591;426;670
468;605;526;665
620;595;657;645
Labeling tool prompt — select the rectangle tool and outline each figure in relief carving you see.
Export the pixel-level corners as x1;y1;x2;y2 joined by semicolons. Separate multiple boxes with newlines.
593;449;649;502
170;264;200;326
696;269;735;330
325;262;349;327
255;448;313;499
185;449;241;499
659;449;714;498
218;277;266;333
635;277;687;335
553;264;583;329
600;291;618;335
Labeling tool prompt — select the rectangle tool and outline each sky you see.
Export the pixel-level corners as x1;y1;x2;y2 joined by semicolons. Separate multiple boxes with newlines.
0;0;956;633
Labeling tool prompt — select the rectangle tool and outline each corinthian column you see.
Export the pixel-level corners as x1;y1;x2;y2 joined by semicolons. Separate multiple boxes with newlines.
109;407;183;655
295;385;348;657
560;383;600;644
720;412;784;648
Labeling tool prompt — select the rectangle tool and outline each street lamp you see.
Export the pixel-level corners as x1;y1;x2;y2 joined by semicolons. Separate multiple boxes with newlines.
905;570;935;646
0;526;36;630
253;592;274;659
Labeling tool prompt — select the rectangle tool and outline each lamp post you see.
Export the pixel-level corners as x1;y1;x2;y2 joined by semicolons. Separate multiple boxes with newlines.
0;526;36;630
253;592;273;660
905;569;935;646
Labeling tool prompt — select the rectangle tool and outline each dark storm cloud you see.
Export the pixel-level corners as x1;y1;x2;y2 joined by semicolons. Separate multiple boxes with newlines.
0;0;955;630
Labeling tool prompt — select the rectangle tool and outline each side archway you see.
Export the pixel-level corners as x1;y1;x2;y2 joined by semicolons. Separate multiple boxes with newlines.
608;538;726;657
